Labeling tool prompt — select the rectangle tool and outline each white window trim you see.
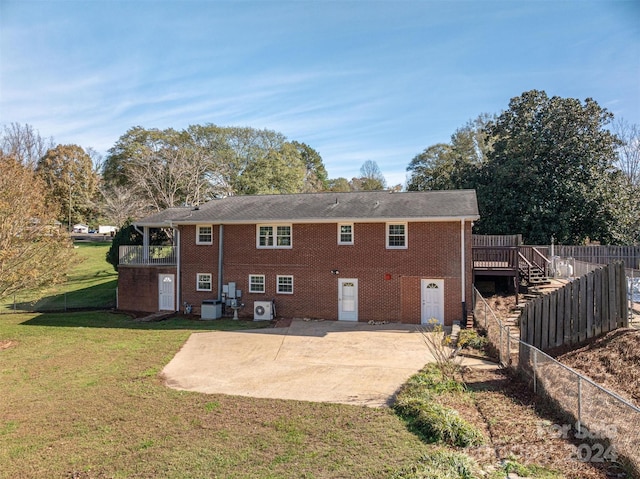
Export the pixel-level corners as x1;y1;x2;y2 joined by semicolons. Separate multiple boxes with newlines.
276;275;294;294
386;222;408;249
256;224;292;249
337;223;354;245
249;274;266;294
196;225;213;245
196;273;212;291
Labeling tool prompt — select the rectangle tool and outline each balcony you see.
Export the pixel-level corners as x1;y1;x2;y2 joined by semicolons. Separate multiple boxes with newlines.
119;245;176;266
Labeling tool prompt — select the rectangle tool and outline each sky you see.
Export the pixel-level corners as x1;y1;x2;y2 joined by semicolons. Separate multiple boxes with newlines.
1;0;639;187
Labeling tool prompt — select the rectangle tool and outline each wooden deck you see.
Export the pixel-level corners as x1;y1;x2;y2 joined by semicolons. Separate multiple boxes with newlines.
472;235;550;285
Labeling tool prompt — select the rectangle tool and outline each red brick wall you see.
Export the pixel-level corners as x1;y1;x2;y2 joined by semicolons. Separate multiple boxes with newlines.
177;221;473;325
118;265;177;313
180;225;221;312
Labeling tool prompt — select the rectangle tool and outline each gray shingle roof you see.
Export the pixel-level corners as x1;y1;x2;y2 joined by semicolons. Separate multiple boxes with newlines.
135;190;479;226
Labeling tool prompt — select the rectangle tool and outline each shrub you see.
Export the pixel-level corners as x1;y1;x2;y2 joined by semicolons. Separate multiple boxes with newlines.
457;329;488;351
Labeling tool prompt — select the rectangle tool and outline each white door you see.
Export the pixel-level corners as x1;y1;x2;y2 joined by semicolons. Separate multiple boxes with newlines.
421;279;444;325
158;274;175;311
338;278;358;321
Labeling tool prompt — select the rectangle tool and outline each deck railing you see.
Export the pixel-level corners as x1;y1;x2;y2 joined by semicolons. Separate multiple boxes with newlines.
519;246;551;277
119;245;176;266
472;246;519;271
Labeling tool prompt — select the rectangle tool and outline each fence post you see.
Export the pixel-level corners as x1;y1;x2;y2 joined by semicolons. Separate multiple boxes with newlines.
484;302;487;329
499;325;504;365
577;376;582;435
13;294;16;313
533;348;538;394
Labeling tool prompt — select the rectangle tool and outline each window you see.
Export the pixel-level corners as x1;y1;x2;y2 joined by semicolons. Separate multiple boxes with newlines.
257;224;292;248
338;223;354;245
277;275;293;294
249;275;265;294
386;222;407;249
196;225;213;245
197;273;212;291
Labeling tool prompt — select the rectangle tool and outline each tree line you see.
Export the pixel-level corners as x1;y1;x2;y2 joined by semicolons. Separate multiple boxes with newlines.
1;123;391;232
406;90;639;245
1;89;639;298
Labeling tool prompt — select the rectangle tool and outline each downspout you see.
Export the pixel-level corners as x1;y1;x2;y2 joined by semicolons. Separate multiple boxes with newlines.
169;221;180;313
176;226;180;312
218;224;224;301
461;219;467;327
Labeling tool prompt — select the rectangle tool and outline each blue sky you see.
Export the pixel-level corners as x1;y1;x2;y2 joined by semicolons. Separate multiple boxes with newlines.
1;0;639;187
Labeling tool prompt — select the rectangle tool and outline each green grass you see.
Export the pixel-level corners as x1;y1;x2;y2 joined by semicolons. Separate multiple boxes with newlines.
389;449;477;479
393;364;484;448
0;311;433;478
0;242;117;313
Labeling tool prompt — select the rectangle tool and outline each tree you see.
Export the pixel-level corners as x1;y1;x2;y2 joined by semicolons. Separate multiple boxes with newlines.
612;118;640;187
327;177;351;192
406;143;454;191
290;141;329;191
407;114;493;191
352;160;387;190
103;127;214;210
0;122;55;168
103;124;331;207
610;119;640;243
475;90;624;244
0;154;75;300
99;185;151;228
36;144;100;229
236;142;307;195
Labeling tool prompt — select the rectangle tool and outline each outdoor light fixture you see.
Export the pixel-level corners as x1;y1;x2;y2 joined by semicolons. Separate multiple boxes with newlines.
331;269;340;275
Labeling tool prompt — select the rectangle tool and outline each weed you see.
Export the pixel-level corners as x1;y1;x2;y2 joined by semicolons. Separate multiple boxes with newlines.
419;318;461;381
486;457;561;479
390;448;477;479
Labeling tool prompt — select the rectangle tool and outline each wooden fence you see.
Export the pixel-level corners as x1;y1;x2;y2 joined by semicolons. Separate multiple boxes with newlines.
473;234;522;247
519;262;628;350
555;245;640;271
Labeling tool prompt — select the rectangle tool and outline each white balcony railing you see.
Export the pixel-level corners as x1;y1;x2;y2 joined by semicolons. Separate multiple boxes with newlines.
119;245;176;266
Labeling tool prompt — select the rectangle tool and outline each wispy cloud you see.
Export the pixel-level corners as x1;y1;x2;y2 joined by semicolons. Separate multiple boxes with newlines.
1;0;638;185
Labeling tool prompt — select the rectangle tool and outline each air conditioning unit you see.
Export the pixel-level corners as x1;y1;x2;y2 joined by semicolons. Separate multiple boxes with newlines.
254;301;274;321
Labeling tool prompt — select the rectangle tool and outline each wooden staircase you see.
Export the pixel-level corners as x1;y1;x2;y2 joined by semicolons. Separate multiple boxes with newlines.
517;246;551;287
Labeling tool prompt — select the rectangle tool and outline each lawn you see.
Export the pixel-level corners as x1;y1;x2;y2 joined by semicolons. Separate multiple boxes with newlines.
1;243;632;478
0;242;118;313
0;312;431;478
0;245;435;478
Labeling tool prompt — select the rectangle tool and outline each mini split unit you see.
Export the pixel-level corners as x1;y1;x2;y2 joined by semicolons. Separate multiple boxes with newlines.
253;301;274;321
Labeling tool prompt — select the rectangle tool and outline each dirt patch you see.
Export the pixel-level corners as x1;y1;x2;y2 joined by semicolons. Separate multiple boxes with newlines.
0;340;17;351
550;328;640;407
484;294;519;319
272;318;292;328
456;367;629;479
484;293;639;408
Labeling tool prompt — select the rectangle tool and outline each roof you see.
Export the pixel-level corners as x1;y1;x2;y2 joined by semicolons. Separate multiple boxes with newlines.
135;190;479;227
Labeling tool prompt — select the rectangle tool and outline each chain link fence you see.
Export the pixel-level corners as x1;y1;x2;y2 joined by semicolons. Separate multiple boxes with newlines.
473;288;640;474
0;289;117;314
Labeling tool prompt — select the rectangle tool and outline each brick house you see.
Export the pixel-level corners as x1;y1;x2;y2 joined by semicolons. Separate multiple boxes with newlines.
117;190;479;326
